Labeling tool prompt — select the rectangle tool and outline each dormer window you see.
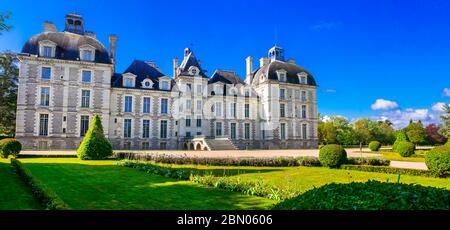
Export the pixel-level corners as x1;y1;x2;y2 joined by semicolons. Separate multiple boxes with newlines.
160;81;170;90
276;69;287;82
39;40;56;58
124;78;133;87
214;84;223;95
122;73;136;88
298;72;308;84
142;79;153;89
189;66;199;76
79;44;96;62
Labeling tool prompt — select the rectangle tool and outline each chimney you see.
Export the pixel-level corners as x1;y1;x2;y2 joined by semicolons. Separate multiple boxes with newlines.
245;56;253;84
108;34;118;71
43;21;57;32
173;57;179;79
259;57;269;67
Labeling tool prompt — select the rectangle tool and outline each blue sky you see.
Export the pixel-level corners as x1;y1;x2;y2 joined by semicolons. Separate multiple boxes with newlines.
1;0;449;128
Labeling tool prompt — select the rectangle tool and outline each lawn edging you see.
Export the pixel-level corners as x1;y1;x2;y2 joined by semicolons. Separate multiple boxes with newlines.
10;158;71;210
340;165;440;178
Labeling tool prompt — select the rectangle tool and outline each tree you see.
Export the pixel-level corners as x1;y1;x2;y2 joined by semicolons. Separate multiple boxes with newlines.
353;118;370;152
0;12;12;35
405;121;426;145
77;114;113;160
393;129;409;151
0;52;18;136
439;104;450;138
318;122;337;144
425;124;447;145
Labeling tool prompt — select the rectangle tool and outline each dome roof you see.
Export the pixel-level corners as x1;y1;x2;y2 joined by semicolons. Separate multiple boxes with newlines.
252;60;317;86
21;31;111;64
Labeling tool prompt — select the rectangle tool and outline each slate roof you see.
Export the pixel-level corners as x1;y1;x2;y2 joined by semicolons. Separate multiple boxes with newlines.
252;60;317;86
112;60;174;90
179;48;208;78
21;31;111;64
208;69;245;85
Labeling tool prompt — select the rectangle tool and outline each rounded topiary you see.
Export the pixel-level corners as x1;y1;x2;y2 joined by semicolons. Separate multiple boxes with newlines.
318;144;324;150
393;130;409;151
396;141;415;157
77;114;113;160
368;141;381;152
0;138;22;158
425;145;450;177
319;144;347;168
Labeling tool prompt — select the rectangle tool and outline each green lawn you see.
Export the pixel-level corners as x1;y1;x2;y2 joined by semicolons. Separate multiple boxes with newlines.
0;158;40;210
155;162;450;197
18;158;275;210
373;150;426;162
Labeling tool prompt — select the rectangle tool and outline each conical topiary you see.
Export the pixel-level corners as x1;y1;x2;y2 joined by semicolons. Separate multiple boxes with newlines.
392;130;409;151
77;114;113;160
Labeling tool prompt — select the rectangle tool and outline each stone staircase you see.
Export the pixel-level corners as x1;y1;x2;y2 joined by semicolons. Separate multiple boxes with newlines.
203;138;238;150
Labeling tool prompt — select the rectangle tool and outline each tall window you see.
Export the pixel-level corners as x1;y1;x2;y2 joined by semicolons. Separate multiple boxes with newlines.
81;90;90;108
230;103;236;117
196;117;202;127
161;81;170;90
82;70;91;83
80;115;89;136
186;83;192;92
215;102;222;117
301;91;307;102
244;89;250;97
142;120;150;138
186;117;191;127
230;123;236;139
302;124;307;140
161;98;168;114
280;104;286;118
124;96;133;112
302;105;307;118
196;100;202;111
81;50;93;61
40;87;50;106
244;123;250;140
196;85;202;95
245;104;250;118
43;46;52;57
279;73;287;82
124;119;132;138
160;120;168;138
41;67;51;80
186;100;191;110
39;114;49;136
279;89;286;99
143;97;151;113
280;123;286;140
215;122;222;137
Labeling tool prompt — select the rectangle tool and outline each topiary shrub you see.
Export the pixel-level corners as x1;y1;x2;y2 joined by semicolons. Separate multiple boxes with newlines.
319;144;347;168
368;141;381;152
272;180;450;210
0;138;22;158
446;139;450;146
393;130;409;151
425;145;450;177
396;141;415;157
77;114;112;160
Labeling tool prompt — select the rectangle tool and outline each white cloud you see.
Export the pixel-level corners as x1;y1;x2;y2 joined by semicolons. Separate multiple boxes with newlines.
443;88;450;97
371;99;399;110
372;108;440;129
432;102;448;112
323;89;336;93
321;115;347;122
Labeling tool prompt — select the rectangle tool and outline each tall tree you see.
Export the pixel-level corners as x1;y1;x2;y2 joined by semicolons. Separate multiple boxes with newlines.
405;121;427;145
425;124;447;145
439;104;450;138
0;52;18;136
0;12;12;35
353;118;370;152
318;122;337;144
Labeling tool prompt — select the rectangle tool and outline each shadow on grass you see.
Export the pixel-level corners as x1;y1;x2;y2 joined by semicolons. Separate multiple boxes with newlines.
20;162;276;210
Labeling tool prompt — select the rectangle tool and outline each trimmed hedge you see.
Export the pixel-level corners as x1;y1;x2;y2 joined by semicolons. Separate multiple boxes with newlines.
10;159;71;210
346;157;390;166
426;145;450;177
77;114;112;160
273;180;450;210
396;141;415;157
0;138;22;158
368;141;381;152
319;144;347;168
393;130;409;151
340;165;436;177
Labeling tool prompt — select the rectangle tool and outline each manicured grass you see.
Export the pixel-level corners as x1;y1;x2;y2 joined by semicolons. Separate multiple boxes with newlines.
18;158;275;210
0;158;40;210
154;162;450;197
374;150;426;162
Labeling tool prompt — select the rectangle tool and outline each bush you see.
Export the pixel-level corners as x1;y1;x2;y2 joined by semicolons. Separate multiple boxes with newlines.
318;144;324;149
0;138;22;158
396;141;415;157
340;165;435;177
273;180;450;210
446;139;450;146
319;144;347;168
77;114;112;160
425;145;450;177
346;157;390;166
393;130;409;151
368;141;381;151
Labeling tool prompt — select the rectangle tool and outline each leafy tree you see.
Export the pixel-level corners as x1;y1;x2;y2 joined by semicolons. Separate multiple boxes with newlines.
439;104;450;138
318;122;337;144
353;118;370;152
393;129;409;151
0;52;18;136
0;12;12;35
425;124;447;145
405;121;427;145
77;114;113;160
